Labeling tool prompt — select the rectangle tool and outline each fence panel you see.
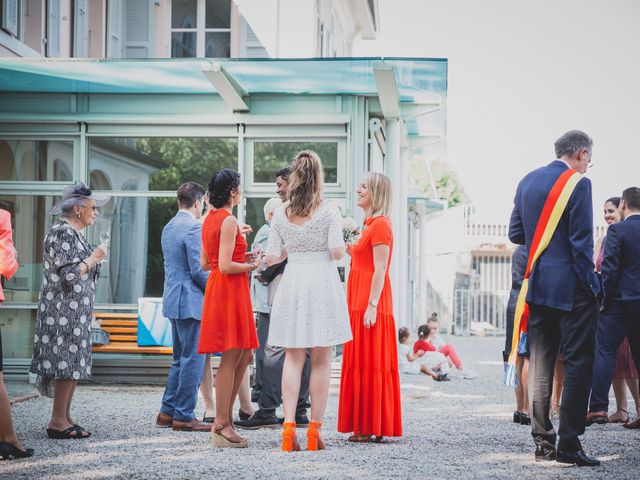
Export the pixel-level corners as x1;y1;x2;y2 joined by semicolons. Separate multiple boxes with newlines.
453;289;509;336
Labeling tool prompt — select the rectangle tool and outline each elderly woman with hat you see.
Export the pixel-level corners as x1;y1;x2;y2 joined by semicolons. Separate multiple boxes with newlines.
30;183;109;439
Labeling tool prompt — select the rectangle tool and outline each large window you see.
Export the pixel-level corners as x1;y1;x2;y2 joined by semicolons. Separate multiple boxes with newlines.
252;141;339;184
0;309;35;359
0;194;58;304
171;0;231;58
0;139;74;182
87;136;237;304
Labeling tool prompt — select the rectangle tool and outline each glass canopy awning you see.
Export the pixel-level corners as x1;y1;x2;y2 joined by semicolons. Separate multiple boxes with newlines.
0;57;446;102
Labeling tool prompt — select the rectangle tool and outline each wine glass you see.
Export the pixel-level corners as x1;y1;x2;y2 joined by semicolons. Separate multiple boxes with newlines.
98;230;110;263
99;230;110;247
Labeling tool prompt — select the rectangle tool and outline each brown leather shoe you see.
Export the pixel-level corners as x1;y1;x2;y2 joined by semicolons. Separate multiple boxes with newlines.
585;411;608;426
156;412;173;428
623;418;640;429
172;419;212;432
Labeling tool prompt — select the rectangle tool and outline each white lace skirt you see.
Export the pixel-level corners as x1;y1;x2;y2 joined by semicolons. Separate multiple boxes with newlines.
268;252;352;348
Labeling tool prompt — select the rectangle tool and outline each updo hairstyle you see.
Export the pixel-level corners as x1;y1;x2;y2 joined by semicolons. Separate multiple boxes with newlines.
208;168;241;209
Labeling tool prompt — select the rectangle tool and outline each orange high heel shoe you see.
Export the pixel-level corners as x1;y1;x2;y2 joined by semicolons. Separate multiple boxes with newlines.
282;422;300;452
307;421;325;451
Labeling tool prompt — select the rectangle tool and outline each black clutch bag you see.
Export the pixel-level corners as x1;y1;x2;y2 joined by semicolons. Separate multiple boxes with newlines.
256;259;287;285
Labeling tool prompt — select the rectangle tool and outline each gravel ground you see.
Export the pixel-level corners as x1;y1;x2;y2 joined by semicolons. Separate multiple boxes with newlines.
2;336;639;480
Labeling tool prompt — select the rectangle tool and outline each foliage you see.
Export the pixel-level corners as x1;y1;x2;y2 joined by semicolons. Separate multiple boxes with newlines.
409;158;468;207
136;138;238;296
253;141;338;182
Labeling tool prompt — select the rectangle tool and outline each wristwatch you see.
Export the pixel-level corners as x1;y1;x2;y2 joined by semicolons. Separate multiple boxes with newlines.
368;299;378;308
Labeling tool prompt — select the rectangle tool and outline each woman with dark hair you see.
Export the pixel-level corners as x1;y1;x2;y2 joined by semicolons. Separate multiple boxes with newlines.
198;169;259;448
30;183;109;439
265;150;351;452
592;196;640;424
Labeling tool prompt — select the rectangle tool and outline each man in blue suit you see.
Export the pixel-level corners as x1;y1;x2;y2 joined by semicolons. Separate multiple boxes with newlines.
588;187;640;429
156;182;210;432
509;130;601;467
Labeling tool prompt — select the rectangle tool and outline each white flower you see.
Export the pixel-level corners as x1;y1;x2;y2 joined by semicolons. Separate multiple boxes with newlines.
341;216;360;244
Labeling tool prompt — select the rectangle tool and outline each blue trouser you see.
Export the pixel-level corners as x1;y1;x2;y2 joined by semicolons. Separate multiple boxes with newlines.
589;300;640;413
160;318;206;422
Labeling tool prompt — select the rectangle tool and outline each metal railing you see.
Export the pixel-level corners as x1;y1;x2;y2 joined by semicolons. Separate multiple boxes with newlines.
452;289;509;336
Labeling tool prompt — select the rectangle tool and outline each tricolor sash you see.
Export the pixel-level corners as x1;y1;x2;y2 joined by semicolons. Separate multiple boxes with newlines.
504;168;583;386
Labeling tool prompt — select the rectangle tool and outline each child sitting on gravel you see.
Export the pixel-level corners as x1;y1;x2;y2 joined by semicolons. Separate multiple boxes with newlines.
414;319;478;379
398;327;449;381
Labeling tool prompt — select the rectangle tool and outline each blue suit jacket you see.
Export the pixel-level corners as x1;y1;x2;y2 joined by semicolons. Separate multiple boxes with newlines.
161;211;209;320
601;215;640;307
508;160;600;311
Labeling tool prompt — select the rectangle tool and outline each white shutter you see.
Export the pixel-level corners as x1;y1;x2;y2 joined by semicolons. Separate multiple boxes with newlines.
106;0;123;58
46;0;61;57
124;0;154;58
1;0;19;37
240;17;268;59
73;0;88;57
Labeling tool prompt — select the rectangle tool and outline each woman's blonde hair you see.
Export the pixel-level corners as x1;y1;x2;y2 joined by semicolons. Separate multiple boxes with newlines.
287;150;324;217
363;172;392;217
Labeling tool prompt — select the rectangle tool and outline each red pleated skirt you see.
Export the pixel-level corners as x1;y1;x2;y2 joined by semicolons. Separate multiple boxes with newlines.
337;270;402;437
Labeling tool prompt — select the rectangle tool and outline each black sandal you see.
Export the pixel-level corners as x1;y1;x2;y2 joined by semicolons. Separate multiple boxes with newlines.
47;426;90;439
73;424;92;437
0;442;34;460
203;414;215;424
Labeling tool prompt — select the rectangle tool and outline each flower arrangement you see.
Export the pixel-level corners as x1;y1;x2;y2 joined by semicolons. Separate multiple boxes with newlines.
342;215;360;245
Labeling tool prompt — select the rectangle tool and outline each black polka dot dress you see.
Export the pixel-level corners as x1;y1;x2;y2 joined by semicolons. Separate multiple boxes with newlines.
30;219;100;396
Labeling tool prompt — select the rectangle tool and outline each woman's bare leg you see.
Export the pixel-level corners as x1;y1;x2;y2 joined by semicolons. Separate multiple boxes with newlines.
522;358;530;414
309;347;333;423
281;348;306;423
515;357;525;412
236;368;255;416
49;379;87;437
551;357;564;415
626;377;640;417
612;378;628;419
200;355;215;419
212;349;243;439
0;373;23;449
228;350;253;424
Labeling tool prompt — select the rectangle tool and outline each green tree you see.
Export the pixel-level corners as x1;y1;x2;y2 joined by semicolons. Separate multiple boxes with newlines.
409;158;468;207
136;137;237;296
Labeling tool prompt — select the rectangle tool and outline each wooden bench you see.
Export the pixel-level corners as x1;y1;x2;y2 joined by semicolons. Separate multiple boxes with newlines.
92;312;173;355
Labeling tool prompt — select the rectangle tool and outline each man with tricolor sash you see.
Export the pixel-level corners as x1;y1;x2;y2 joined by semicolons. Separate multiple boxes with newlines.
508;130;602;467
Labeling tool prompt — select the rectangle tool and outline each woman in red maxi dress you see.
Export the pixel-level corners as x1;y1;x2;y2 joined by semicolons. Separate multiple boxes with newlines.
198;168;260;448
338;172;402;442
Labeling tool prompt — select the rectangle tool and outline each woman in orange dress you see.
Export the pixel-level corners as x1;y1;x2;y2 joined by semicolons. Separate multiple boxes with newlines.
338;172;402;442
198;168;260;448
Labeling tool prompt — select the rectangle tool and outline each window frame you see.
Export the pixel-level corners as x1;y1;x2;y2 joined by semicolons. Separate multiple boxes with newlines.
244;136;347;195
0;135;80;188
170;0;232;58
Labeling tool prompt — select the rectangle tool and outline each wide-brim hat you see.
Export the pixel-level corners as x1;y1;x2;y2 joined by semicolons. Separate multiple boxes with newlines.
49;182;110;215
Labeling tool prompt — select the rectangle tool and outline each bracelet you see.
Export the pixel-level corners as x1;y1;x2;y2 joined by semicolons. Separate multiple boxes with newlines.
81;259;92;269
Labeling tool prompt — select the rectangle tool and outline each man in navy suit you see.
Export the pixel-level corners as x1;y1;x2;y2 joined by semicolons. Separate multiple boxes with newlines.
588;187;640;429
509;130;601;467
156;182;211;432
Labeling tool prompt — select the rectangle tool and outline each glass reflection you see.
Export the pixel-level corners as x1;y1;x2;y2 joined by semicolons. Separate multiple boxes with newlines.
0;139;74;182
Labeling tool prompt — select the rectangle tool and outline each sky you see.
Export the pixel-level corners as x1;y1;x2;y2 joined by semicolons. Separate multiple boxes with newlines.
353;0;640;224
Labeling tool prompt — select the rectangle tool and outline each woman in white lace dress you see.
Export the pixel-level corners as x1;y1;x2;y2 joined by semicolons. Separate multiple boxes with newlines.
265;150;351;452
